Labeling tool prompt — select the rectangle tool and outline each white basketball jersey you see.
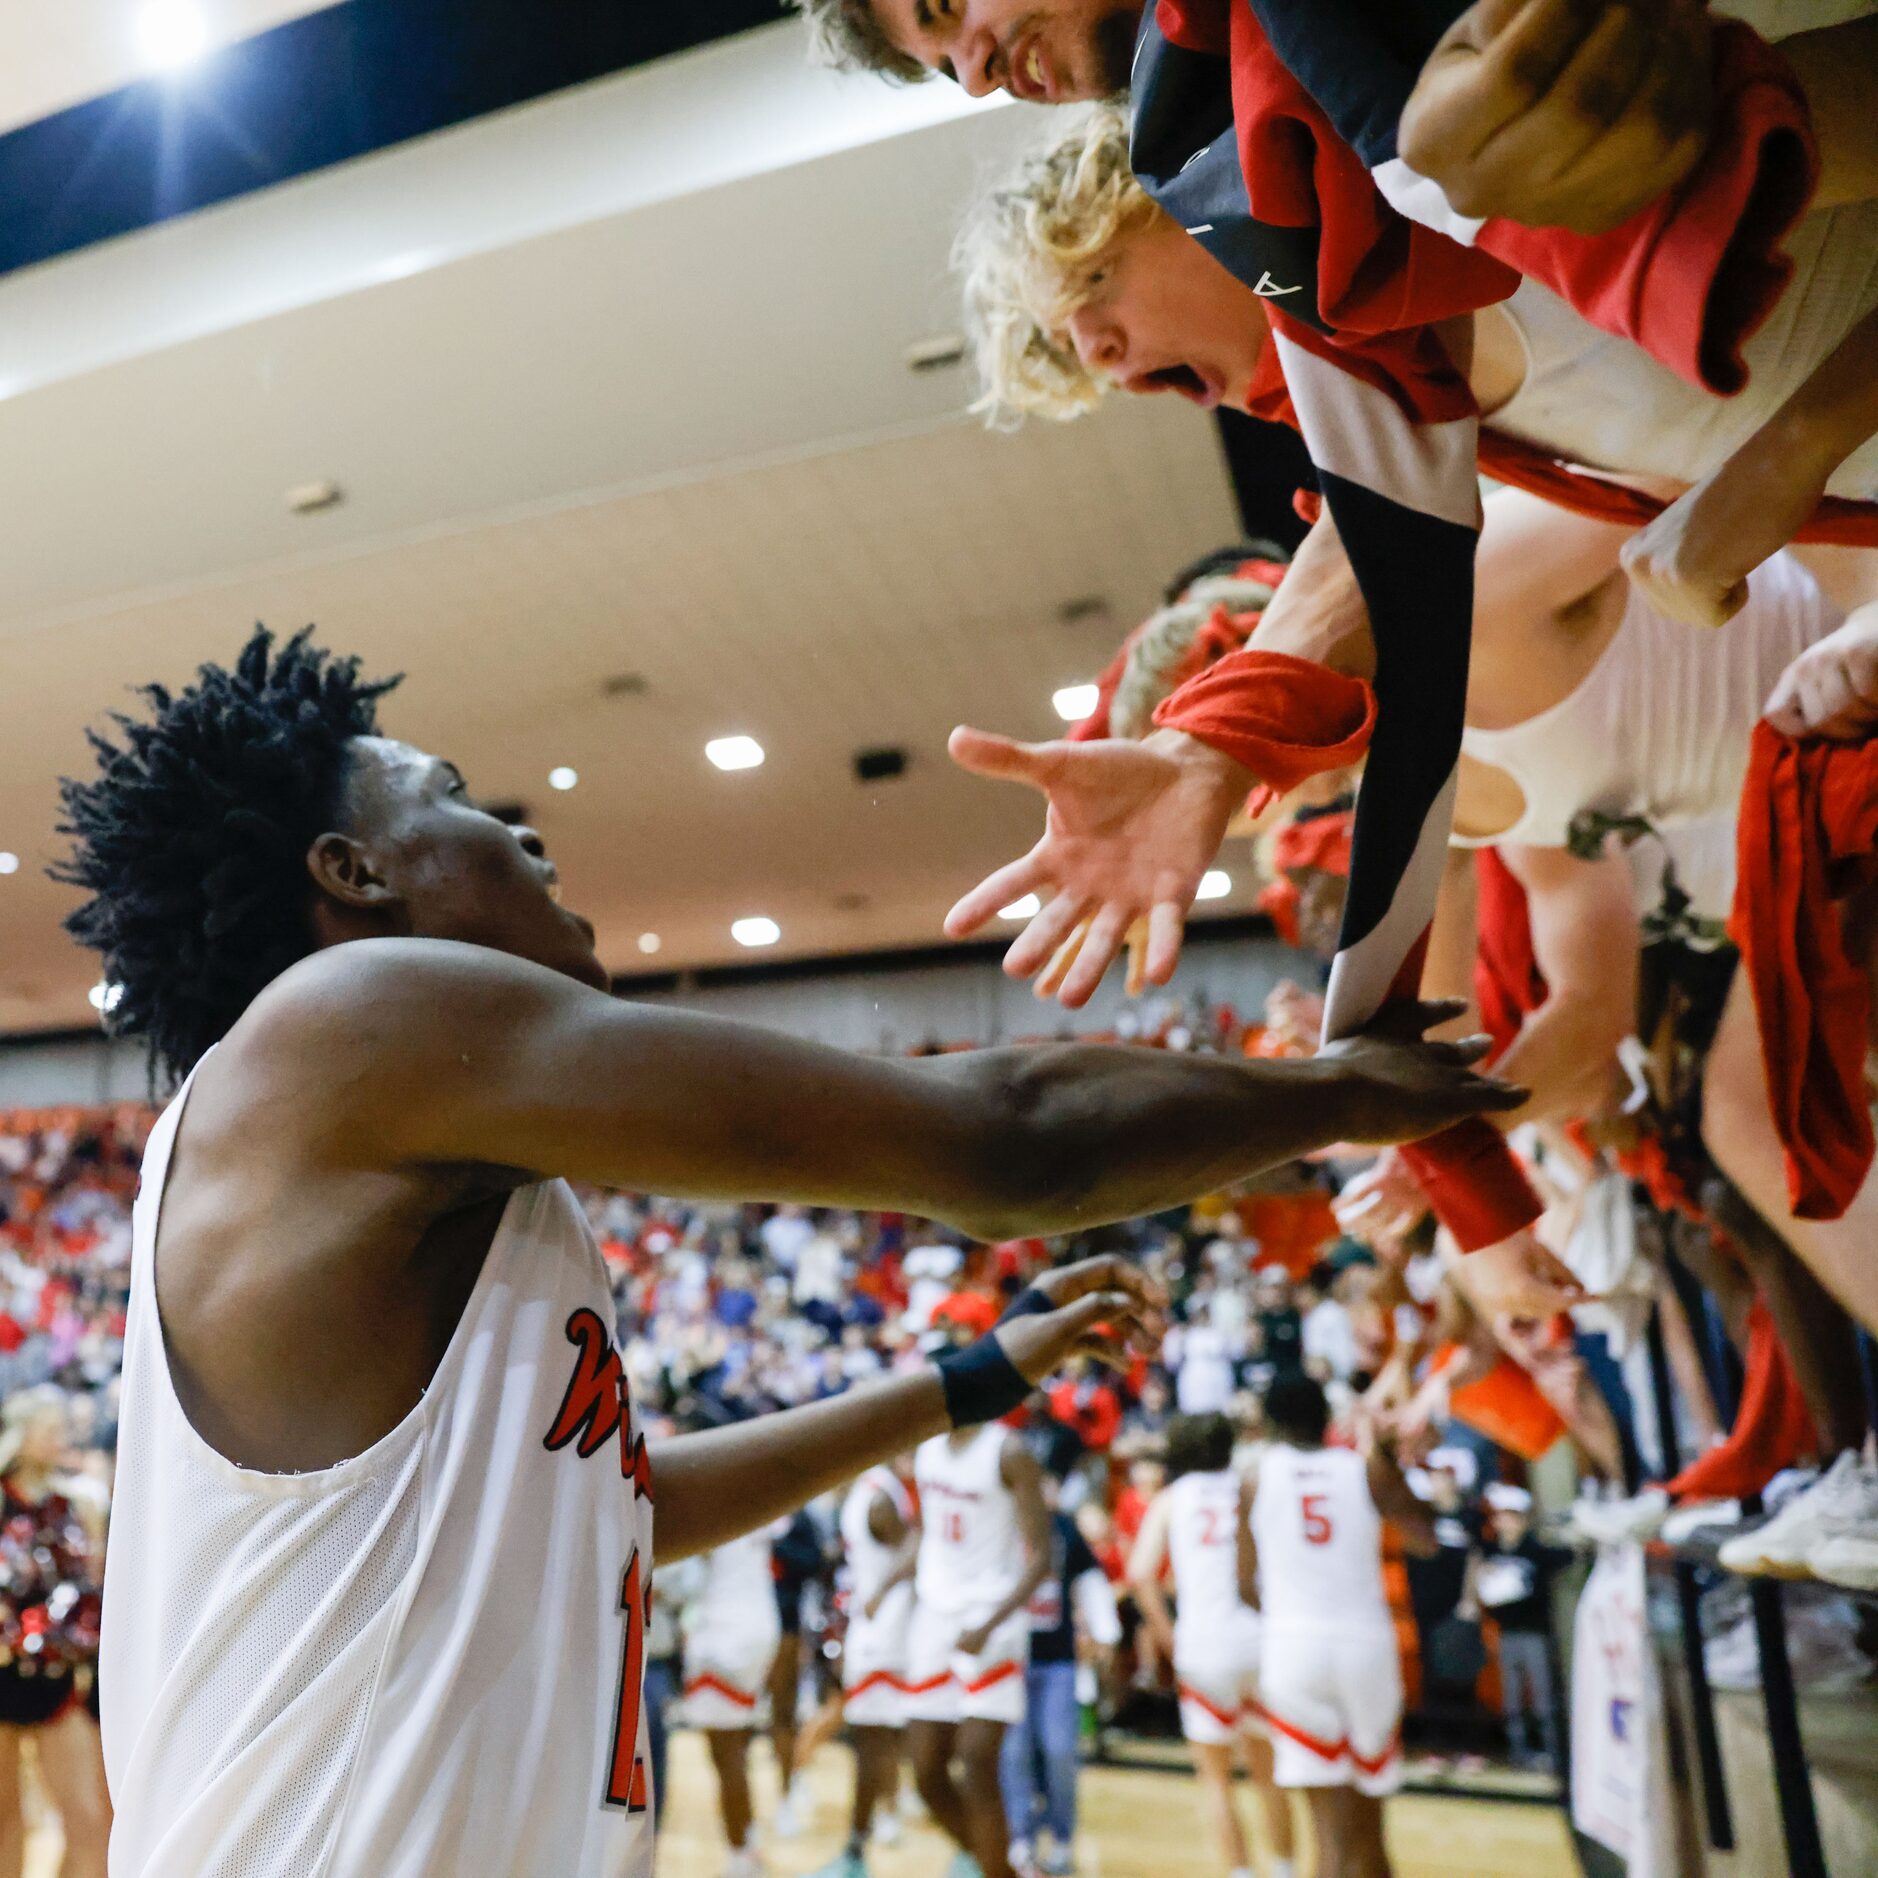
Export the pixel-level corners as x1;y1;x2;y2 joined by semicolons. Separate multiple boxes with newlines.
1251;1444;1390;1632
689;1528;782;1642
842;1468;915;1626
1166;1470;1246;1639
102;1054;658;1878
914;1426;1023;1616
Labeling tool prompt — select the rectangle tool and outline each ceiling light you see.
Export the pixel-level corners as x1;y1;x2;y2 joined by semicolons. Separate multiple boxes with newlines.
1053;684;1099;723
706;736;765;773
138;0;211;70
999;894;1041;921
0;853;17;876
88;982;124;1014
1197;870;1231;901
637;933;662;955
732;917;781;948
549;766;578;792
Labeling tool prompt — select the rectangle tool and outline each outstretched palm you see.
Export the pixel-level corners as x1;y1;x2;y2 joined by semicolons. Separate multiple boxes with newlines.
944;725;1251;1007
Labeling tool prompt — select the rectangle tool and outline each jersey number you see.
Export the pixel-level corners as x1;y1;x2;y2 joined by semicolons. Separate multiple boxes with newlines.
1199;1506;1232;1547
1302;1494;1335;1547
943;1510;968;1545
606;1552;651;1813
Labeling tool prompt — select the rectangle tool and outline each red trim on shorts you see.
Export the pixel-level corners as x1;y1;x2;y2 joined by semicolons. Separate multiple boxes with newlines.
901;1670;955;1695
1349;1733;1401;1777
1261;1708;1352;1764
847;1669;910;1698
1178;1683;1242;1729
684;1673;759;1709
961;1660;1020;1695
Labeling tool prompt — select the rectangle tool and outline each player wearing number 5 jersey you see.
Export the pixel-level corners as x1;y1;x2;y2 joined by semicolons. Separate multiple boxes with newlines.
1246;1377;1436;1878
1129;1414;1296;1878
66;632;1518;1878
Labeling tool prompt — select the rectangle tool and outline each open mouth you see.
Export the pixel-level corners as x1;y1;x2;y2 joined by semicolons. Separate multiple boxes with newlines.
1008;31;1050;99
1140;362;1217;406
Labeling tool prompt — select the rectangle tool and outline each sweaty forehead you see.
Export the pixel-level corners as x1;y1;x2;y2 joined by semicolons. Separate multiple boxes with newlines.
341;736;448;815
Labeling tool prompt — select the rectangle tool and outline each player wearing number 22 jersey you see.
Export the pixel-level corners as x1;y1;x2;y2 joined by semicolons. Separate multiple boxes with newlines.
104;1084;660;1878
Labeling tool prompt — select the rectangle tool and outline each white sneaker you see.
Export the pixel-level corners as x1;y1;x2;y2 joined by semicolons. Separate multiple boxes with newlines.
1660;1499;1742;1546
1571;1486;1670;1547
724;1849;764;1878
871;1808;904;1847
1810;1532;1878;1592
1718;1454;1878;1578
773;1781;810;1840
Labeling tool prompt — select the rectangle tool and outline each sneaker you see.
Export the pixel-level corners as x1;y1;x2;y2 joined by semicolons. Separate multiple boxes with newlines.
1040;1844;1075;1876
871;1809;904;1848
1571;1486;1670;1547
724;1850;764;1878
1718;1454;1878;1578
1704;1587;1874;1691
1810;1532;1878;1592
804;1854;868;1878
773;1784;809;1840
1660;1499;1742;1546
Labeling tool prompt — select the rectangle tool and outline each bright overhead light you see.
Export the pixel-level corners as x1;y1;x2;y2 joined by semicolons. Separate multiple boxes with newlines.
732;917;781;949
89;982;124;1014
549;766;579;792
1053;684;1100;723
999;894;1041;921
1196;870;1231;901
138;0;211;71
706;736;765;773
637;933;662;955
0;853;17;876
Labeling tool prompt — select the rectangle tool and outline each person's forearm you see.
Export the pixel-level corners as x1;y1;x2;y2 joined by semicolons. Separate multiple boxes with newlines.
1488;991;1626;1126
967;1048;1374;1238
1753;304;1878;485
1424;849;1482;1041
1246;512;1375;677
652;1370;949;1561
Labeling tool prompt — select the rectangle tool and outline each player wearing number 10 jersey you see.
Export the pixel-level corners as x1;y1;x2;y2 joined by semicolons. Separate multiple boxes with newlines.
1248;1377;1436;1878
67;632;1518;1877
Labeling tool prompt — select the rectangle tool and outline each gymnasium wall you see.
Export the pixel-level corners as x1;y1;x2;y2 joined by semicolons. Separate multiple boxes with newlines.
0;929;1306;1107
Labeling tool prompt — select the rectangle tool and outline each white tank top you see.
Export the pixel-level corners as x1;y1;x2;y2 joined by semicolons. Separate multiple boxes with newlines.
1251;1445;1389;1633
687;1528;781;1639
102;1054;657;1878
841;1467;915;1626
1459;552;1836;859
914;1426;1023;1616
1165;1471;1245;1640
1489;201;1878;500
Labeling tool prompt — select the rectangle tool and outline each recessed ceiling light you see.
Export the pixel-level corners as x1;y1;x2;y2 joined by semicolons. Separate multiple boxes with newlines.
1197;870;1231;901
549;766;579;792
88;982;124;1014
1052;684;1099;723
732;917;781;948
0;853;17;876
706;736;765;773
999;894;1041;920
637;933;662;955
138;0;211;71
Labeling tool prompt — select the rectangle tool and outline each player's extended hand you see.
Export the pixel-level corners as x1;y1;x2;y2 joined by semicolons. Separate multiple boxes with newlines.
1333;1146;1434;1250
1764;606;1878;741
992;1255;1168;1385
1399;0;1712;236
955;1621;995;1658
1621;438;1833;629
1314;1001;1529;1145
1462;1228;1589;1317
944;726;1254;1008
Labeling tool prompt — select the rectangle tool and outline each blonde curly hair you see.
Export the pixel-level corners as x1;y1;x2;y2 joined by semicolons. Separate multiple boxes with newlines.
954;104;1160;427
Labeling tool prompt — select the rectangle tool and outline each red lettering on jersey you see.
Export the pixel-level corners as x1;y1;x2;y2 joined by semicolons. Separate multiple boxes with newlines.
1302;1493;1334;1546
1198;1505;1232;1546
545;1308;655;1503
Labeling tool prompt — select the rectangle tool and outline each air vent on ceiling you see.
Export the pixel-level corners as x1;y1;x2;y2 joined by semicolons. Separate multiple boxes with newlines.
853;747;908;783
904;333;967;374
601;672;649;697
1056;595;1112;627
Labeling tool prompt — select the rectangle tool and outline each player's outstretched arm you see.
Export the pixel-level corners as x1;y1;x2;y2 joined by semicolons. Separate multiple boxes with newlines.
652;1259;1147;1560
243;942;1523;1242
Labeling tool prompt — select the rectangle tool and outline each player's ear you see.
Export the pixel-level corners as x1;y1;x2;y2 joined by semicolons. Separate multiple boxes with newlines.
307;833;396;910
